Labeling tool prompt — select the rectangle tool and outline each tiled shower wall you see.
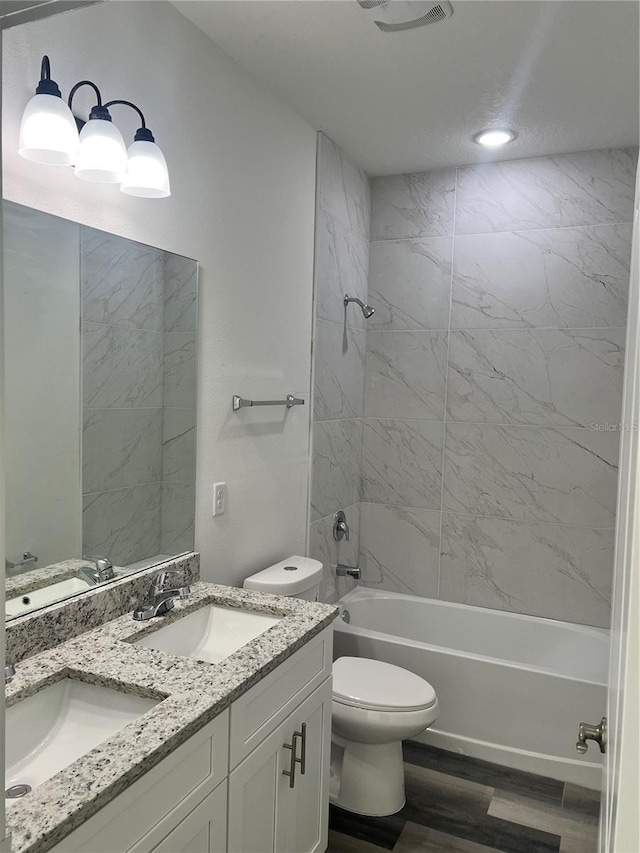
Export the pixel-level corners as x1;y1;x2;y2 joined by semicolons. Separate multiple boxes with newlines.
82;231;197;565
309;134;370;600
362;147;636;628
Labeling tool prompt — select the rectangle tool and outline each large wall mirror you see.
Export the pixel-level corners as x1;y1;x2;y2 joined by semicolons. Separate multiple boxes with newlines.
3;201;198;619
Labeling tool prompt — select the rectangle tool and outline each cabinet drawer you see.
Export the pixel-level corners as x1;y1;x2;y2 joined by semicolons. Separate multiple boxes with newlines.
230;627;332;768
49;710;229;853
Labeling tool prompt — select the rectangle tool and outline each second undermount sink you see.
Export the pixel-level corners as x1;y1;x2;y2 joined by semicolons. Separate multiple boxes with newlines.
6;679;158;803
133;604;282;664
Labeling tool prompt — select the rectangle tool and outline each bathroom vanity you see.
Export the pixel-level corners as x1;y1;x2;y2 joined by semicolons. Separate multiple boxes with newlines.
5;574;337;853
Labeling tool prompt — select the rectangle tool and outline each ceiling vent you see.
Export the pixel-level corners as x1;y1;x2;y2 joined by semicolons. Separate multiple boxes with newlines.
356;0;453;32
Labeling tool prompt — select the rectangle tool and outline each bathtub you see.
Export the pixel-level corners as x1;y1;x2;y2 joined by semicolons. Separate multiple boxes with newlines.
333;587;609;790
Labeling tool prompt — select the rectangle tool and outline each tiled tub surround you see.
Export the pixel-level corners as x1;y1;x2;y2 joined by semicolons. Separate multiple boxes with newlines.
362;147;636;628
6;552;200;664
5;581;337;853
309;134;370;600
82;229;197;565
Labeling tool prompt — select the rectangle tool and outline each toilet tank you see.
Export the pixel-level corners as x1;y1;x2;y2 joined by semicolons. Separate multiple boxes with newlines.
243;556;323;601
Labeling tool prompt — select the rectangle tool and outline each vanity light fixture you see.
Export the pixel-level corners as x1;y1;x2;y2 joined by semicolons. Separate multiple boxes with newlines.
19;56;170;198
473;128;517;148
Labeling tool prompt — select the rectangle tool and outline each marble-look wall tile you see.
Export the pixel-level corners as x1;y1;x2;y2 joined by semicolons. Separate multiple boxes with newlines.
163;333;197;409
314;320;366;421
309;502;360;603
455;148;638;235
317;133;370;240
164;254;198;333
450;224;632;330
311;418;362;521
83;408;163;494
370;169;456;240
82;229;164;331
440;513;613;627
83;483;162;566
359;502;440;597
162;409;196;484
83;323;163;410
365;331;448;420
315;212;369;329
160;482;196;556
362;418;443;509
368;237;452;330
447;328;626;428
443;424;619;527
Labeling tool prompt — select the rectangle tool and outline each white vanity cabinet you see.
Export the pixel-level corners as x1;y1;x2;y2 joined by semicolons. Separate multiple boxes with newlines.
46;627;333;853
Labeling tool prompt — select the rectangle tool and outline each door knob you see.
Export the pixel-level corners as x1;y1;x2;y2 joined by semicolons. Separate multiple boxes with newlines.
576;717;607;754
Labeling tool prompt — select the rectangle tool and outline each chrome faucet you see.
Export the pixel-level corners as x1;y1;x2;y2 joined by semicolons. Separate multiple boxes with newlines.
5;663;16;684
79;555;115;585
133;570;190;621
333;511;350;542
336;564;361;580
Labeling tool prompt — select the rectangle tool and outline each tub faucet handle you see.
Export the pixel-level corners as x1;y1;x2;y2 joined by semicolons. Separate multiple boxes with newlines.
333;510;350;542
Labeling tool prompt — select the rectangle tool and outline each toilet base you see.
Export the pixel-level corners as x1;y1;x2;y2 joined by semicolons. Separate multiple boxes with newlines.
330;739;406;816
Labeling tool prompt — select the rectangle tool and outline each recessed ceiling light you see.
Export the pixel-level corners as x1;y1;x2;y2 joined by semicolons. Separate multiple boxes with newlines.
474;129;517;148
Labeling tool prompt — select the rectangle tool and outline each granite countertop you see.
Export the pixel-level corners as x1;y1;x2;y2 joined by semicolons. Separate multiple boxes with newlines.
6;582;338;853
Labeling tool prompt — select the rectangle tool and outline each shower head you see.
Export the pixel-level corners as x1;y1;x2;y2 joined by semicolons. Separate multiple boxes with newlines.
344;294;375;319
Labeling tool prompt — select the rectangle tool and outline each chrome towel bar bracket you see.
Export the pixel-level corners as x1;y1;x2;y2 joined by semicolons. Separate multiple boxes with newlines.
232;394;305;411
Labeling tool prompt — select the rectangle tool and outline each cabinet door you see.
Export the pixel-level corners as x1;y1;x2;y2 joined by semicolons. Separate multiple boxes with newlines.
227;677;332;853
275;678;332;853
148;781;227;853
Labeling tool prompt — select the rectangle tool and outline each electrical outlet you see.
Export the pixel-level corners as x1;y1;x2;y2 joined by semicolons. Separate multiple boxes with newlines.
213;482;227;516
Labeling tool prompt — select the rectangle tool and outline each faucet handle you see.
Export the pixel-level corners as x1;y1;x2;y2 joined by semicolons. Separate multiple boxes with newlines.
333;510;350;542
152;569;184;592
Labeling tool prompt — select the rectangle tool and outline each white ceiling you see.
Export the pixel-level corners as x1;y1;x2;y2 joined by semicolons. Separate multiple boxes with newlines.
174;0;640;176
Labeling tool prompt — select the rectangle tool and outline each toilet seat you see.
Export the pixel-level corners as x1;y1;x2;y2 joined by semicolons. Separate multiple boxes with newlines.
333;657;437;713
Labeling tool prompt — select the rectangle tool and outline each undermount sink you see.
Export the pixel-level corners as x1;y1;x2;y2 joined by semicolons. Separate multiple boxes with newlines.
5;576;92;618
133;604;282;664
5;679;158;803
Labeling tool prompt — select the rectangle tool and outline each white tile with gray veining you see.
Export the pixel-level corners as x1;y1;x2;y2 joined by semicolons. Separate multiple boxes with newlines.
450;223;632;330
163;253;198;333
309;502;360;603
83;323;163;409
163;333;197;409
162;408;196;484
365;330;448;420
83;483;162;566
370;169;456;240
363;418;443;509
83;408;163;493
455;148;638;235
447;328;625;428
315;212;369;329
359;502;440;597
82;229;165;331
311;418;362;521
6;572;337;853
317;133;370;240
443;424;619;527
440;512;613;627
368;237;452;330
314;320;366;421
160;482;196;556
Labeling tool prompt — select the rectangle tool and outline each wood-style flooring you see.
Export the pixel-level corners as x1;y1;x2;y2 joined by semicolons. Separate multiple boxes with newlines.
328;742;600;853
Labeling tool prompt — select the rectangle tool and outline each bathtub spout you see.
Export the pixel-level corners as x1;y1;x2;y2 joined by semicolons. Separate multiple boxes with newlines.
337;564;361;580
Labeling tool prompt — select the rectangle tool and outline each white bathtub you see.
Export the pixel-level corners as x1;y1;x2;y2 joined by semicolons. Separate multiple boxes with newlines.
333;587;609;790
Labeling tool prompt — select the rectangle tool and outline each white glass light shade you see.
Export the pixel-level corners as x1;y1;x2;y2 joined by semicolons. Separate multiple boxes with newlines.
120;140;170;198
74;118;128;183
18;94;79;165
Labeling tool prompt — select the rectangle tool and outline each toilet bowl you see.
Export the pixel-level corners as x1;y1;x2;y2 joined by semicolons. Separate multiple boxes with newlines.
330;657;439;816
243;559;439;817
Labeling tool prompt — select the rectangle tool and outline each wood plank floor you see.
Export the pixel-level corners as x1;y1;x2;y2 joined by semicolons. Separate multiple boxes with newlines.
328;743;600;853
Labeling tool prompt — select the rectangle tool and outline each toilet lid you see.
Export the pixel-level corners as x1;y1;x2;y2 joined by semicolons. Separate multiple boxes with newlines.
333;657;437;712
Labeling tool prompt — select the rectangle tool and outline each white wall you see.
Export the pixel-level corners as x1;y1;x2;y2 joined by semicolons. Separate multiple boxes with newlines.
3;201;82;569
2;1;317;586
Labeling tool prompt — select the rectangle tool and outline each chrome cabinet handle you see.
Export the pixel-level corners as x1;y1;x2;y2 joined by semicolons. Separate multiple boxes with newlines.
282;732;299;789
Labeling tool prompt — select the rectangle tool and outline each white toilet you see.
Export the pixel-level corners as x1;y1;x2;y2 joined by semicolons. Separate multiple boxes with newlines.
243;557;440;817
